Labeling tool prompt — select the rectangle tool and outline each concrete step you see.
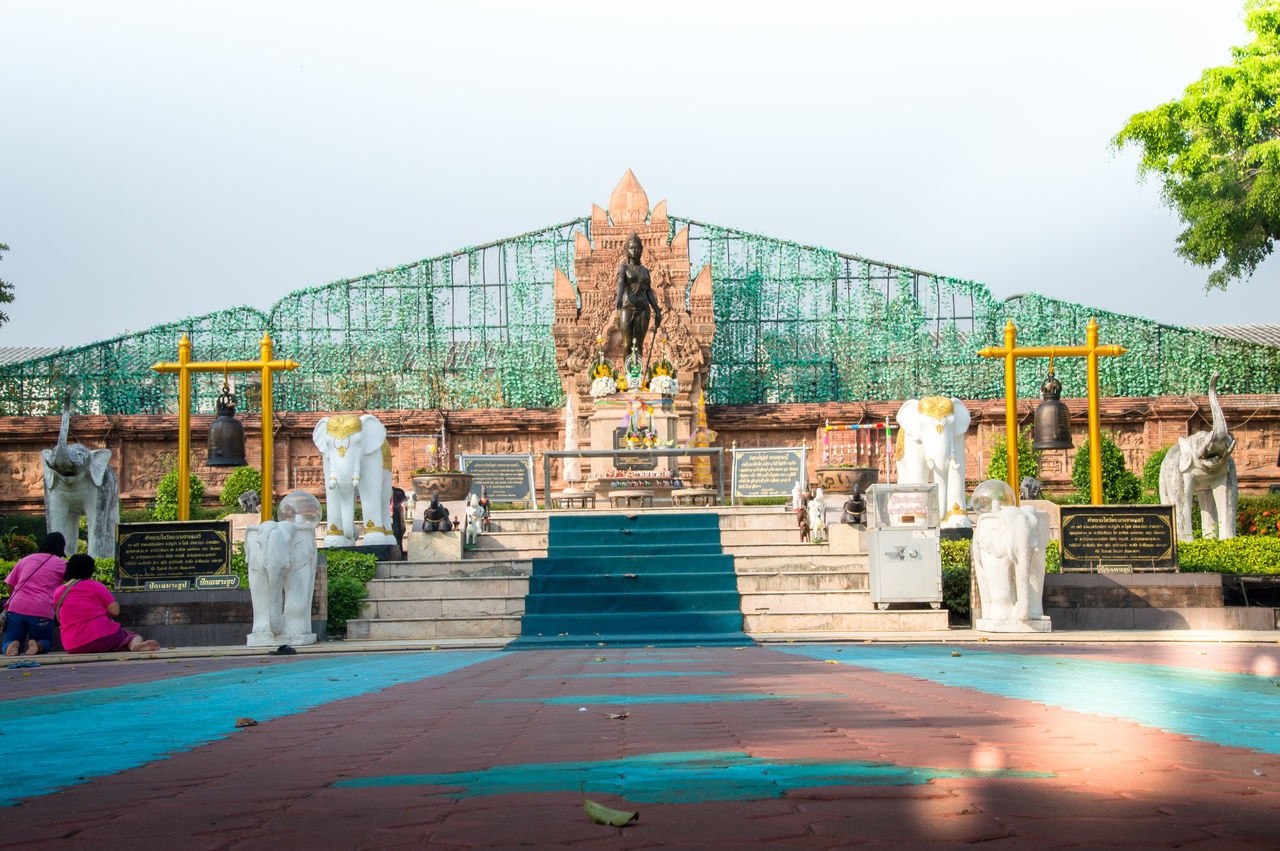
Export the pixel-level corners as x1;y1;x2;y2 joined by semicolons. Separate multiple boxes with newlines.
1046;606;1278;630
467;547;547;560
745;609;949;633
740;589;874;613
723;542;831;557
346;615;522;640
365;576;529;599
476;531;548;549
375;560;531;579
734;554;867;572
361;595;525;620
738;571;869;593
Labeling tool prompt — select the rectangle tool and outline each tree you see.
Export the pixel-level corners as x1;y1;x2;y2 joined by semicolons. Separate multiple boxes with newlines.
1112;2;1280;290
0;243;13;327
1071;434;1143;504
986;428;1042;485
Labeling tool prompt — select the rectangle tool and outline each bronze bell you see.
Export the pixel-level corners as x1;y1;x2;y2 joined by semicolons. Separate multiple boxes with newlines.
206;384;248;467
1032;371;1073;451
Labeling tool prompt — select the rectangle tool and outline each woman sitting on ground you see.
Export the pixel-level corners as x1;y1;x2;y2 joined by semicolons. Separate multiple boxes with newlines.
55;554;161;654
3;532;68;656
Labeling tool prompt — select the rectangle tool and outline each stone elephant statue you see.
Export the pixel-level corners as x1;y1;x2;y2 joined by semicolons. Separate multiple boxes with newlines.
895;396;971;529
312;414;395;547
972;505;1051;632
1159;372;1237;542
245;520;318;647
42;396;119;558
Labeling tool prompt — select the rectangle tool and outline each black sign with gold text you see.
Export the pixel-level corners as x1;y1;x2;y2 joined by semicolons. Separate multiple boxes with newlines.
732;447;806;501
612;428;659;471
115;521;233;589
460;455;536;503
1060;505;1177;571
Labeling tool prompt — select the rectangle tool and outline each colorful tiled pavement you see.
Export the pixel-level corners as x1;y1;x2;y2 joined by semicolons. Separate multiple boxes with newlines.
3;642;1280;847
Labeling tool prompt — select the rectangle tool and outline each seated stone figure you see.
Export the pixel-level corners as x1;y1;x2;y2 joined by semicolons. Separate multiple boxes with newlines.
841;483;867;526
422;492;453;532
809;487;829;543
464;493;483;546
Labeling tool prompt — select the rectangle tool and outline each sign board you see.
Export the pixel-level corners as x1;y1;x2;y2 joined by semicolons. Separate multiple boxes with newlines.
731;446;807;502
458;454;536;504
116;521;233;589
612;428;658;471
886;491;931;528
1059;505;1177;572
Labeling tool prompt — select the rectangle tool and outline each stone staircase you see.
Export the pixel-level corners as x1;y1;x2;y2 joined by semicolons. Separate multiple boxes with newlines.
346;505;949;641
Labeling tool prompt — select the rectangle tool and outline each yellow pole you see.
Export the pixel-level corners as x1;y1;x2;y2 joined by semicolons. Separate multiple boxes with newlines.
153;335;298;525
260;333;275;523
1086;318;1103;505
977;319;1125;505
1002;320;1019;502
177;334;192;521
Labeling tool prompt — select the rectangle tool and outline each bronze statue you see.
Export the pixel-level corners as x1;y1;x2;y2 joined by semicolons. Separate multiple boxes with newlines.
841;483;866;526
616;232;661;361
422;491;453;533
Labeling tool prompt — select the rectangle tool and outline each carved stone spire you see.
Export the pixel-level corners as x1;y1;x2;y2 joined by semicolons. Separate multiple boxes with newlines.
608;169;649;227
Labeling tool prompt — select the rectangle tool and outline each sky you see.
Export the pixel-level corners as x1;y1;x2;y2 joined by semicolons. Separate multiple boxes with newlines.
1;0;1275;351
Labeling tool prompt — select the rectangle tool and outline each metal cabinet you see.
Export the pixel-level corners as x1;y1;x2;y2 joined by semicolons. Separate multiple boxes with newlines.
866;483;943;609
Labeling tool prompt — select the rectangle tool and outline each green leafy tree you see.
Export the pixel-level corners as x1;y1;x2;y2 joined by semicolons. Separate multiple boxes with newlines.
1112;2;1280;290
219;467;263;508
1071;434;1143;504
986;428;1042;485
154;464;206;521
0;243;14;327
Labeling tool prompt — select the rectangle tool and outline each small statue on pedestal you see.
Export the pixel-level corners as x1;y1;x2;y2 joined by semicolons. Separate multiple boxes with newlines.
809;487;829;543
841;483;866;526
422;492;453;532
464;493;483;547
478;485;491;532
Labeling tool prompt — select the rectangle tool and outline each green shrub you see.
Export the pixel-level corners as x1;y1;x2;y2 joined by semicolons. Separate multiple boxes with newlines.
230;541;248;586
1142;446;1170;498
986;428;1041;486
219;467;263;508
0;532;38;560
1178;537;1280;574
326;551;377;635
1071;434;1142;504
0;559;15;595
154;462;206;521
1237;495;1280;538
92;557;116;587
0;515;46;541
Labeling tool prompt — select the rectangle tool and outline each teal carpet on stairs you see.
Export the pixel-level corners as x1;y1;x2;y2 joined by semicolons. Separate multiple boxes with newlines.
505;513;753;650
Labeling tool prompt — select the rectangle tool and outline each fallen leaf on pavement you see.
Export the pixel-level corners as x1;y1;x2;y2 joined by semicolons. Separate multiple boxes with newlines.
584;796;639;827
235;718;258;727
951;651;962;657
607;712;629;720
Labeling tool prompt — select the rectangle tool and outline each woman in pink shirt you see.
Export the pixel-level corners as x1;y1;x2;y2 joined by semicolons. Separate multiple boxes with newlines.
55;554;160;654
3;533;68;656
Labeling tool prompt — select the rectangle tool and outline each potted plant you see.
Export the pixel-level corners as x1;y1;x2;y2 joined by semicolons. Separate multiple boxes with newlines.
813;463;879;494
410;447;473;501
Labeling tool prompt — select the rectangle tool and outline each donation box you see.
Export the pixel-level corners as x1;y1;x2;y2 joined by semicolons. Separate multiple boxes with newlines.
866;483;943;610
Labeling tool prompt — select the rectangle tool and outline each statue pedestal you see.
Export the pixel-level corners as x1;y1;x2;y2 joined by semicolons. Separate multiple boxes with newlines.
587;393;687;479
247;631;317;648
976;617;1052;633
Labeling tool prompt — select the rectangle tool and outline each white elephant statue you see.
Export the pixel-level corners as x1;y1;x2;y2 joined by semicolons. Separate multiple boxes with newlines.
245;520;318;647
895;396;971;529
43;395;119;558
312;414;395;548
1159;372;1237;542
972;506;1052;632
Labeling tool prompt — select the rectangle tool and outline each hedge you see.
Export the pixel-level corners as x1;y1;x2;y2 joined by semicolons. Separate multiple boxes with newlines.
326;550;378;636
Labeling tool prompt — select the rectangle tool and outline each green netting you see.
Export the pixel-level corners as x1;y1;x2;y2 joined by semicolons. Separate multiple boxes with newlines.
1;215;1276;416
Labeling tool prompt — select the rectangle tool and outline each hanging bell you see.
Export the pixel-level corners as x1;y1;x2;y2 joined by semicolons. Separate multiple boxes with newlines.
1032;371;1073;451
206;384;248;467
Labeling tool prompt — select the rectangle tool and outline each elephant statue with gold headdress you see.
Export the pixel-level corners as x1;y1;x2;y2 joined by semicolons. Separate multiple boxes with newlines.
311;414;395;547
896;396;971;529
